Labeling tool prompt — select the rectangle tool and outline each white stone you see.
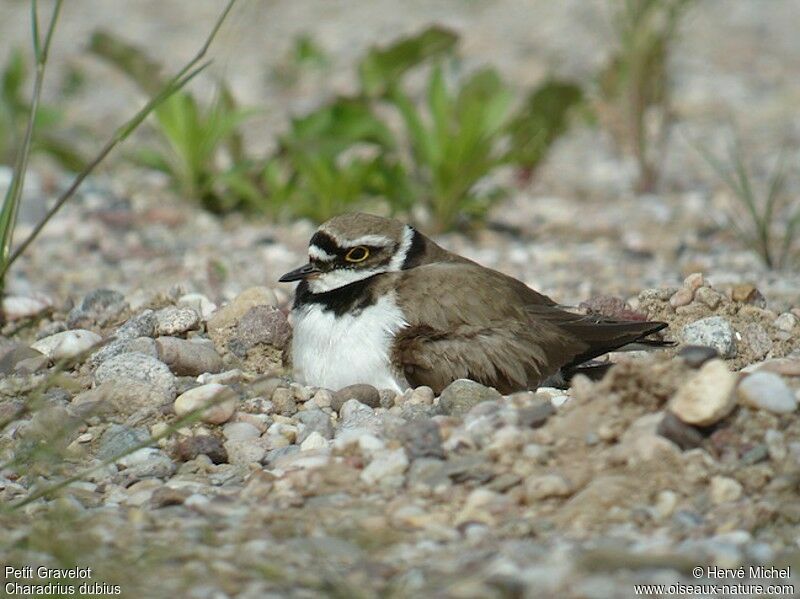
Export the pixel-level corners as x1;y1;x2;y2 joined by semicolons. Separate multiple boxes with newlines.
360;448;409;485
774;312;798;332
669;359;737;425
681;316;737;358
178;293;218;321
174;383;237;424
2;295;52;320
524;474;572;500
709;476;742;505
737;372;797;414
300;431;329;451
222;421;260;441
31;329;102;361
154;306;200;336
224;438;268;465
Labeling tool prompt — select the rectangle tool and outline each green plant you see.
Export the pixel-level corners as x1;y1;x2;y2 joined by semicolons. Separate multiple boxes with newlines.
89;31;257;213
0;47;86;170
0;0;238;305
696;138;800;270
272;33;329;88
598;0;696;192
363;28;583;231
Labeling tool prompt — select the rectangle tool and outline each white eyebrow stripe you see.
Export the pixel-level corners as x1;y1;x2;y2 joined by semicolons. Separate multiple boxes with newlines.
308;245;336;262
337;234;393;248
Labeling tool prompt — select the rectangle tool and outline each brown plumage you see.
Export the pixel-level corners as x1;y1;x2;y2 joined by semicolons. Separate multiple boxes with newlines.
280;212;669;394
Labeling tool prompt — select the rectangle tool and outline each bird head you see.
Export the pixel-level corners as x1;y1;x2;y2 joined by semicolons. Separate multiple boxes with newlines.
279;213;419;293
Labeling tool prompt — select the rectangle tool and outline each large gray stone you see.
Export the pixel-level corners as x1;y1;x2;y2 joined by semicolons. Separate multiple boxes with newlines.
438;379;502;417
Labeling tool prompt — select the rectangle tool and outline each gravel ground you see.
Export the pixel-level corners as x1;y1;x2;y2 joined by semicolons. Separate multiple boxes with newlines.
1;1;800;598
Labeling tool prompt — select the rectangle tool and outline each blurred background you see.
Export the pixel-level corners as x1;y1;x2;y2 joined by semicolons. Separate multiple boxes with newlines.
1;0;799;310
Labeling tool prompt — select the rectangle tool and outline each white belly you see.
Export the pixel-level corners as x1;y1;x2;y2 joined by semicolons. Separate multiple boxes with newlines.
291;294;409;393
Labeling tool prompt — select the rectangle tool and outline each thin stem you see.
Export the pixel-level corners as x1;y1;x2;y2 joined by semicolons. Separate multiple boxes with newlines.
0;0;236;279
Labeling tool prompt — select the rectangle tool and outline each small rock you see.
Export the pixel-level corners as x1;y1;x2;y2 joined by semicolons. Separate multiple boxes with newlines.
751;358;800;377
332;384;381;412
67;289;127;328
173;384;237;424
154;307;200;336
222;421;260;441
97;425;150;461
173;435;227;464
408;386;435;405
669;359;737;426
155;336;223;376
150;486;191;508
731;284;765;307
399;418;444;459
198;369;243;385
683;272;704;291
737;372;797;414
740;323;772;361
439;379;502;417
709;476;742;505
2;295;51;320
300;431;329;451
774;312;798;332
74;381;173;421
653;490;679;518
271;388;298;416
681;316;737;359
337;400;383;436
295;409;333;443
695;287;723;310
669;288;694;308
765;429;787;461
0;345;44;375
206;286;278;332
311;389;333;408
31;329;102;361
224;438;269;465
678;345;719;369
360;448;409;485
657;412;704;450
94;352;177;399
178;293;217;320
117;447;175;479
517;401;555;428
116;310;157;339
524;474;572;501
229;306;291;355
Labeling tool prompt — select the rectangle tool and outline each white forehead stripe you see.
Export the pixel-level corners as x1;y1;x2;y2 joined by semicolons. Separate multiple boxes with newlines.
388;225;414;271
333;234;393;248
308;244;335;262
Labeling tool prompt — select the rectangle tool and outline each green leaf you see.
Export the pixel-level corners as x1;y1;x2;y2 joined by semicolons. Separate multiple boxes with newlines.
358;26;458;97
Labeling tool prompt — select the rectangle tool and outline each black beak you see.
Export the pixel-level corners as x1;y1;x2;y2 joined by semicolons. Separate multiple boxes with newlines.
279;263;322;282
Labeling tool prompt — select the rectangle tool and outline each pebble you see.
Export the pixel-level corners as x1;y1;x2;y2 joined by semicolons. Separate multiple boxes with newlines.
173;383;237;424
155;336;222;376
337;400;383;437
439;379;502;417
97;424;150;461
74;381;174;420
656;412;704;450
524;474;572;501
773;312;797;332
360;448;409;485
94;352;177;399
709;476;743;505
737;372;797;414
669;287;694;308
154;306;200;336
740;323;772;361
116;310;157;339
694;286;723;309
222;421;261;441
681;316;737;359
67;289;128;328
31;329;102;361
300;431;329;451
677;345;719;369
228;306;291;356
224;438;269;465
173;435;227;464
117;447;176;479
178;293;218;320
669;359;737;426
0;345;44;375
517;401;555;428
683;272;704;291
399;418;445;459
271;388;298;416
749;358;800;377
206;286;278;332
2;295;51;320
332;384;381;412
90;336;158;368
295;409;333;443
731;283;766;307
198;369;243;385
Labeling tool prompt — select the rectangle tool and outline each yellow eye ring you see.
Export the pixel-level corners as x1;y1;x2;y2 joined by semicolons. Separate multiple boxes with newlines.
345;246;370;262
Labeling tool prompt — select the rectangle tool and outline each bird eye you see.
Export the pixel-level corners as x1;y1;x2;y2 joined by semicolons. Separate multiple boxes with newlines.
344;246;369;263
